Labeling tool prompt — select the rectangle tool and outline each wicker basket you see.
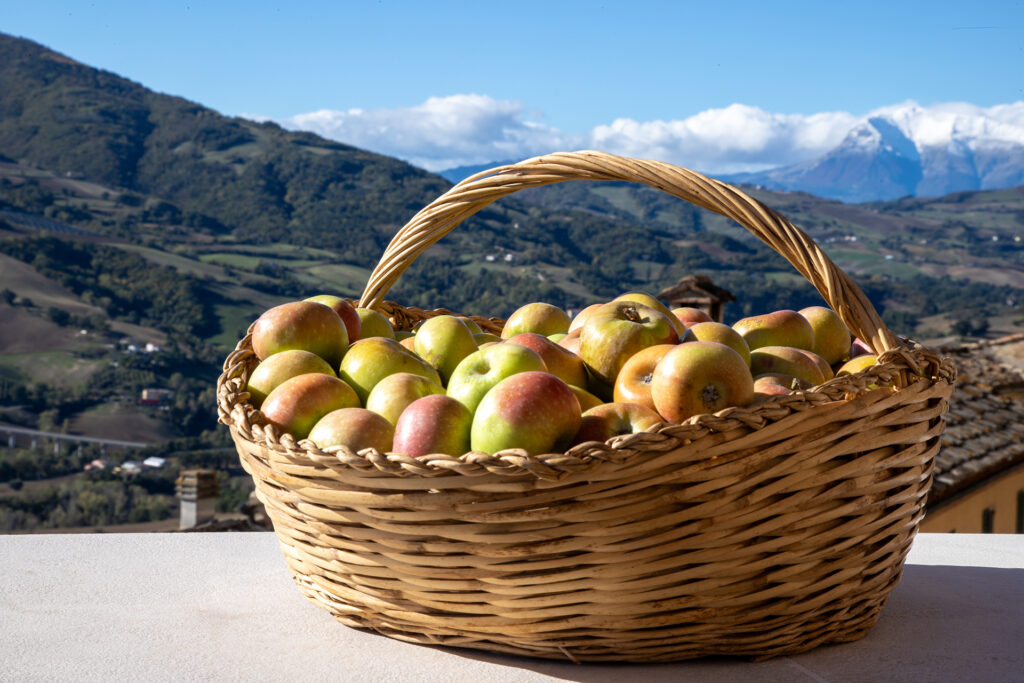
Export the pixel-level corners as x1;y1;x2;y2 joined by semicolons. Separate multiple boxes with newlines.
217;151;955;663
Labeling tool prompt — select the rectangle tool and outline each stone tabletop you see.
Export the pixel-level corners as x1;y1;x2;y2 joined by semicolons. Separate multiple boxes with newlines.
1;532;1022;682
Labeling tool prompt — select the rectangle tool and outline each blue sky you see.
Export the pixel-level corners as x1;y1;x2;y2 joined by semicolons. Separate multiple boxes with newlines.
5;1;1024;171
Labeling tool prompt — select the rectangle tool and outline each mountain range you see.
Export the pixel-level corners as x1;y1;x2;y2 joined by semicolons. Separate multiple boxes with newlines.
441;105;1024;204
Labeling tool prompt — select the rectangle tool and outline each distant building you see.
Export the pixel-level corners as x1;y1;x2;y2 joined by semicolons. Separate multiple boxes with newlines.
922;334;1024;533
656;274;736;322
139;388;173;406
142;456;166;468
176;469;219;530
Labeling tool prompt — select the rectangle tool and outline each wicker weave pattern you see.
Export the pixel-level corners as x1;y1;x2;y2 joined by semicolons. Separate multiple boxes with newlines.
217;152;955;662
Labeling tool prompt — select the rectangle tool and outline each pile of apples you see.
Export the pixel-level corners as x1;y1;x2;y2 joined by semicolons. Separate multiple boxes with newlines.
244;293;876;458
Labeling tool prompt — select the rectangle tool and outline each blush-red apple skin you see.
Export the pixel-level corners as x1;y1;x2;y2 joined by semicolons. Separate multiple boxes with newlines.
650;341;754;423
305;294;362;343
470;371;581;455
365;372;445;426
251;301;349;369
260;372;360;439
247;349;336;408
572;402;663;445
308;407;394;452
503;333;588;388
393;394;473;457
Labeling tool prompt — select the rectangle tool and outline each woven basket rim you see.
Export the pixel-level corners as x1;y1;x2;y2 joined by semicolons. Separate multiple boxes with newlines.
217;299;955;482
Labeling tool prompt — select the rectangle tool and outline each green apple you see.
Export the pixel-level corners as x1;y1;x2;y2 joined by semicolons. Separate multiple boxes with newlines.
339;336;441;404
470;371;582;455
447;342;546;412
246;349;336;408
500;302;571;339
365;372;445;426
354;307;396;339
414;315;478;385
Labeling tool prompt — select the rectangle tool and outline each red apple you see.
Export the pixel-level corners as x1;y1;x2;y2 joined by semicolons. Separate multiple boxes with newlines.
470;371;581;455
260;372;360;439
393;394;473;457
305;294;362;343
308;407;394;452
650;341;754;423
251;301;349;369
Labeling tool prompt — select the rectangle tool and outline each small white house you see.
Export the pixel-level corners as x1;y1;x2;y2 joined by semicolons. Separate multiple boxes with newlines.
143;456;166;469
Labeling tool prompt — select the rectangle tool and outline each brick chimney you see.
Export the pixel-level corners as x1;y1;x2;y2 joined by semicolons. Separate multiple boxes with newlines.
176;469;219;530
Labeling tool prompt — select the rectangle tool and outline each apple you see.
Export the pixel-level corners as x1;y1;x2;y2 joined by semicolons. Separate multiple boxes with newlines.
681;322;751;367
470;371;582;455
399;336;418;352
354;307;396;339
614;291;686;337
733;310;814;352
568;303;605;334
500;302;571;339
447;342;546;412
650;341;754;423
393;394;473;457
308;407;394;452
251;301;349;369
572;402;662;445
837;354;878;376
365;372;445;426
799;348;835;381
246;349;336;408
503;332;588;388
612;343;677;412
558;328;582;355
752;373;812;403
304;294;362;343
457;317;484;334
671;307;713;327
850;337;874;359
800;306;852;365
339;336;441;404
260;372;360;439
748;346;828;386
414;315;478;385
473;332;501;346
579;301;679;387
395;330;415;341
569;384;605;412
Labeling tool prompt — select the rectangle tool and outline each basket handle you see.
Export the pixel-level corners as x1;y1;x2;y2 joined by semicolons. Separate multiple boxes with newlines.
358;150;899;355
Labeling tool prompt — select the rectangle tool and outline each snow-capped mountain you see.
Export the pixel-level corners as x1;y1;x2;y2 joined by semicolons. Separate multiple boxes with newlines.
723;102;1024;202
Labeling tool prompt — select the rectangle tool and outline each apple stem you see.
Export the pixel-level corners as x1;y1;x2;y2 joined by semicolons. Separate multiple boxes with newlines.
623;305;641;323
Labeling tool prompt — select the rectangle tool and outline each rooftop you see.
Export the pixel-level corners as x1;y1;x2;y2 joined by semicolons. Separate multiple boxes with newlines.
1;532;1021;681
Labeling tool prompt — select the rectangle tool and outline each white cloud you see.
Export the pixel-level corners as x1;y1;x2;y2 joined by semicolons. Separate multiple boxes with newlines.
251;96;1022;174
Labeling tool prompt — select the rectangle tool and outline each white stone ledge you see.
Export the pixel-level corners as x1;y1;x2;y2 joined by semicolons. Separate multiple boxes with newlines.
1;533;1022;682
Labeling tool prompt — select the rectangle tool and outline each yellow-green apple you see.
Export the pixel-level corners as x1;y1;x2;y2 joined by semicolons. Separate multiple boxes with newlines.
395;330;415;341
473;332;501;346
650;341;754;422
837;354;877;376
447;343;546;412
354;307;396;339
339;337;441;404
393;394;472;457
569;385;605;412
308;407;394;452
500;302;571;339
681;322;751;366
504;333;587;387
470;371;581;455
247;349;336;408
671;307;713;327
748;346;828;386
365;372;445;426
614;292;686;337
568;303;604;334
800;306;851;365
414;315;477;385
547;333;567;344
251;301;349;369
260;373;360;439
579;301;679;388
304;294;362;343
733;310;814;352
457;317;483;334
612;343;677;412
572;402;662;445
